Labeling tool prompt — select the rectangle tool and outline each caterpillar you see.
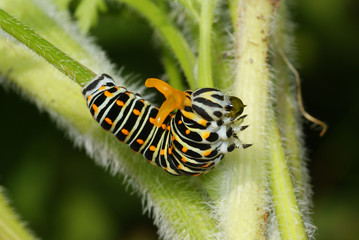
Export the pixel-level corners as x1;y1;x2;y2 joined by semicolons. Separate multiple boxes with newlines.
82;74;250;176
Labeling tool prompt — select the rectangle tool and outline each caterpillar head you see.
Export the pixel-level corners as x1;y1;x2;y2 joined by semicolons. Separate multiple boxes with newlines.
144;78;245;127
191;88;245;122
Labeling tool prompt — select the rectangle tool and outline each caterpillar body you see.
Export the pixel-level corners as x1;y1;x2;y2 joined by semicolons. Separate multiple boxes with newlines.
82;74;250;176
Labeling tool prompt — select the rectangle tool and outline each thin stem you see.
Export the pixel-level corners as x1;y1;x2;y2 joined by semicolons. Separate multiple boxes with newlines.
177;0;200;23
270;2;312;238
269;122;308;240
228;0;239;30
197;0;217;88
162;48;184;91
0;9;95;85
118;0;196;88
279;49;327;137
271;2;306;194
271;3;313;223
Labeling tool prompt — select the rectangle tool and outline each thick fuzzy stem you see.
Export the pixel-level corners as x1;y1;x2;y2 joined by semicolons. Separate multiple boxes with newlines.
215;1;276;239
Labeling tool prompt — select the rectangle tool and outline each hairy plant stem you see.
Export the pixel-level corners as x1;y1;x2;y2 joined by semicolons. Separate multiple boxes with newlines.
269;122;308;239
217;1;276;239
272;2;309;202
270;2;313;238
0;9;95;85
0;188;36;240
229;0;309;239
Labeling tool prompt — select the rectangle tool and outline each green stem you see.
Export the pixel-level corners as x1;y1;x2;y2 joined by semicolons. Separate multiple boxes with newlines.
197;0;217;88
213;1;275;238
162;48;184;91
272;1;308;201
0;9;95;85
0;187;36;240
177;0;200;23
228;0;238;30
118;0;196;88
269;122;308;240
270;2;313;237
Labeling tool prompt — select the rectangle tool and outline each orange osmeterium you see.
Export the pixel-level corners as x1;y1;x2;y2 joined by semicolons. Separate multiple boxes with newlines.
145;78;187;127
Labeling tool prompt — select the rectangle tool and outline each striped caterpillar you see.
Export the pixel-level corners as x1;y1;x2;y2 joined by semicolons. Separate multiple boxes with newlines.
82;74;250;176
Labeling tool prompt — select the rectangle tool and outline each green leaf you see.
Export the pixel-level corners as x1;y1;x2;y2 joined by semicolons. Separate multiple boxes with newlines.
75;0;108;34
53;0;73;10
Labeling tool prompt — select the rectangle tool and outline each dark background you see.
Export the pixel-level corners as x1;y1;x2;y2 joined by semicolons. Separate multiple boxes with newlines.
0;1;358;239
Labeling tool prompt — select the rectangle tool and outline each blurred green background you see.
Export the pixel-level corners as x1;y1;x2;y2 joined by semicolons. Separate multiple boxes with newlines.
1;0;358;239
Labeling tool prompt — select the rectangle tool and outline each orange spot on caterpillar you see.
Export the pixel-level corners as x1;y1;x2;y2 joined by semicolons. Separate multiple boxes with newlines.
116;100;124;106
178;164;183;170
121;129;129;136
182;147;188;153
99;85;106;90
185;129;190;135
167;125;171;131
104;117;113;125
92;104;98;113
104;90;113;97
203;150;211;157
87;95;92;101
203;132;210;139
136;139;144;145
201;163;211;168
133;109;141;115
160;149;165;155
178;120;182;125
198;119;207;126
149;145;156;151
168;148;172;155
149;117;155;124
161;124;166;130
181;157;187;162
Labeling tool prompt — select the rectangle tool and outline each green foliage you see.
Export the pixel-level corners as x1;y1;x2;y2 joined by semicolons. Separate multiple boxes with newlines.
74;0;107;34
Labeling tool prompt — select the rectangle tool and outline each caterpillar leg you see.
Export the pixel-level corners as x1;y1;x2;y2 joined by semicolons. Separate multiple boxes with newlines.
145;78;186;127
